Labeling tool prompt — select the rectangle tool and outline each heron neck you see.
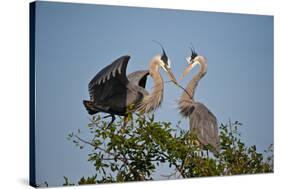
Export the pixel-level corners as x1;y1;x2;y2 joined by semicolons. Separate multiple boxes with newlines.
150;61;164;104
180;62;207;103
183;61;207;101
137;60;164;113
178;59;207;117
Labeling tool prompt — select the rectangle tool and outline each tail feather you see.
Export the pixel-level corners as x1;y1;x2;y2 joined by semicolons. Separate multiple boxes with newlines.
83;100;98;115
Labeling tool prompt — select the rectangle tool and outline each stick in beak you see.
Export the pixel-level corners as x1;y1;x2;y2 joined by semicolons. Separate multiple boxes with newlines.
165;67;178;85
165;65;193;100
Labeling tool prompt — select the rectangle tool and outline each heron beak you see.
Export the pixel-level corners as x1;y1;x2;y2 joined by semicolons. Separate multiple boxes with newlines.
165;67;178;84
179;63;194;81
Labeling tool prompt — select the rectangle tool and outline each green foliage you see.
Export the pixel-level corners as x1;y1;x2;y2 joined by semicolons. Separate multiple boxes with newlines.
67;114;273;185
62;176;75;186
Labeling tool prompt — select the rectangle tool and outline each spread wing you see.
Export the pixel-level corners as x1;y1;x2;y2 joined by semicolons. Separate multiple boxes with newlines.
88;56;130;102
189;102;220;152
127;70;150;88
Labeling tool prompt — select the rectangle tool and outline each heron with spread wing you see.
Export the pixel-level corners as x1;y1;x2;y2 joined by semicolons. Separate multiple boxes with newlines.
178;48;220;153
83;47;177;126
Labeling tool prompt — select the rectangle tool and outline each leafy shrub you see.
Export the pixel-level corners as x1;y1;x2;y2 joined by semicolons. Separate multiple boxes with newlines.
65;113;273;185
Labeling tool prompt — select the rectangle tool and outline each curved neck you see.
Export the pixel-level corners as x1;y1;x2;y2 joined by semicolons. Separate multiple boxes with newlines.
178;57;207;117
183;60;207;101
138;58;164;113
186;62;207;99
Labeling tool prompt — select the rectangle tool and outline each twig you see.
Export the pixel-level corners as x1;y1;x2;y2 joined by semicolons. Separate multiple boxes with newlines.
157;151;186;178
161;169;178;179
74;135;145;180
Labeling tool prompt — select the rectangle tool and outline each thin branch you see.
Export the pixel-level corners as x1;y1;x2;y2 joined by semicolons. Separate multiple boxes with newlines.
75;135;118;158
161;168;178;179
75;135;145;180
179;154;190;178
120;150;145;181
157;151;186;178
98;157;169;162
74;135;95;147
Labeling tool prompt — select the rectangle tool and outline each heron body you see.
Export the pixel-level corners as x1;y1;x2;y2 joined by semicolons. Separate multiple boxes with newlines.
178;50;219;152
84;50;176;125
84;56;149;115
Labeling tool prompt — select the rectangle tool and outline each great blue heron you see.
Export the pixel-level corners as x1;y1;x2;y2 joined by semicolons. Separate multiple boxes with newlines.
83;47;177;126
178;48;219;152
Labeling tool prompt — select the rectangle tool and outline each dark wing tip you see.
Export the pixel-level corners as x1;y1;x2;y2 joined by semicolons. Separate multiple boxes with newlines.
121;55;130;60
116;55;130;63
88;55;131;88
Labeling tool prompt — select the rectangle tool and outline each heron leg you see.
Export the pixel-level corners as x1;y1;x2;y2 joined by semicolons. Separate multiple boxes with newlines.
123;115;129;127
115;115;129;134
103;114;116;128
103;114;113;119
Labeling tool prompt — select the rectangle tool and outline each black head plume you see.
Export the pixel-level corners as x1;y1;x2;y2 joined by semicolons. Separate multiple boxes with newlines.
190;47;198;61
153;40;169;65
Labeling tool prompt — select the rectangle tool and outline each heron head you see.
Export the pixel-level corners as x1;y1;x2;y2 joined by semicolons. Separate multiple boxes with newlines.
152;41;177;84
159;47;177;84
159;47;171;71
180;48;202;80
186;47;198;65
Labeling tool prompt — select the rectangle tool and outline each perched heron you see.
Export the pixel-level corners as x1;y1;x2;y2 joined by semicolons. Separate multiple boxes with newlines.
83;47;177;126
178;48;219;152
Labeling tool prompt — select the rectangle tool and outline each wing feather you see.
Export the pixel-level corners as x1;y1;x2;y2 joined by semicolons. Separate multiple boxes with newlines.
127;70;149;88
88;56;130;101
189;102;219;152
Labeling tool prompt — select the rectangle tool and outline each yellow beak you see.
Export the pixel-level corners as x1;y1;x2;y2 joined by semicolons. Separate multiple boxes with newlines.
179;63;194;81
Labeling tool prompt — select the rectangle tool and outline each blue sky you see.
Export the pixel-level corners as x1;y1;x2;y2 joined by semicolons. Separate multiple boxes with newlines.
34;1;273;186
